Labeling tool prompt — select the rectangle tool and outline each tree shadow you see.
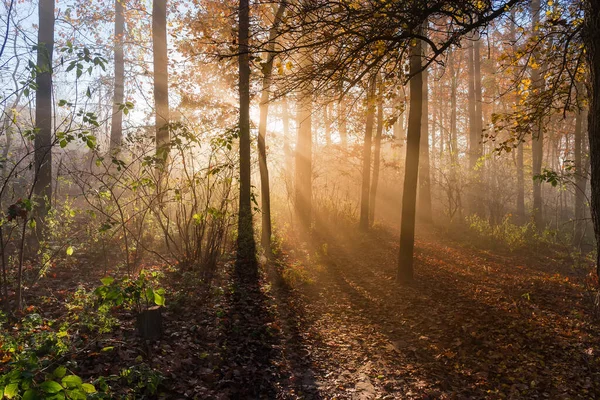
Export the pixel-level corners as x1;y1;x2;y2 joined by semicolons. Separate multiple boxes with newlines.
217;260;321;399
313;226;600;397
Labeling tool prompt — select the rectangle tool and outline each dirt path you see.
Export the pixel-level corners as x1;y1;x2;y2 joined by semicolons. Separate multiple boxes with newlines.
274;226;600;399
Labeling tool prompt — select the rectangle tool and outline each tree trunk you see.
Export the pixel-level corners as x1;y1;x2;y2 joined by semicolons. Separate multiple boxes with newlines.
512;9;525;221
338;82;347;148
531;0;544;228
153;0;169;160
359;77;376;231
324;103;332;145
473;35;483;214
236;0;257;270
257;1;286;258
33;0;55;238
397;38;422;284
110;0;125;151
584;0;600;276
282;97;292;180
295;45;313;232
575;98;588;248
418;35;432;223
369;76;383;227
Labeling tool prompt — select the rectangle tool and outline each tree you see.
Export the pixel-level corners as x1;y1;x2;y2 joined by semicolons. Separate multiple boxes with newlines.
257;0;287;258
33;0;55;237
359;76;376;231
237;0;257;269
369;75;384;226
110;0;125;151
512;9;526;221
574;85;588;247
295;29;313;233
398;37;422;284
530;0;544;228
418;26;432;222
583;0;599;275
153;0;169;160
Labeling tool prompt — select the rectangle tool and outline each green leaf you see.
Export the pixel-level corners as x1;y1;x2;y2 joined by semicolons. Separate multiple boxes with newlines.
154;291;165;306
81;383;96;394
100;277;114;286
66;389;86;400
39;380;63;394
53;366;67;379
22;389;39;400
61;375;82;389
100;346;114;352
66;246;74;256
4;383;19;398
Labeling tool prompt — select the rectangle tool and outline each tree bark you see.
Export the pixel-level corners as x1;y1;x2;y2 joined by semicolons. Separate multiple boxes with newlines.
359;76;376;231
153;0;169;160
33;0;55;237
295;47;313;232
531;0;544;228
418;35;432;223
338;81;347;148
110;0;125;151
369;77;383;227
583;0;600;275
397;38;422;284
236;0;257;270
512;10;525;221
574;93;588;248
257;0;286;258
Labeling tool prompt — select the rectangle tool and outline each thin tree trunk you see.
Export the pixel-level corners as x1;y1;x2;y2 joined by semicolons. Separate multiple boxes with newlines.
531;0;544;228
338;81;347;148
282;97;292;179
397;37;423;284
512;9;525;221
110;0;125;151
236;0;256;270
473;35;483;215
359;76;376;231
257;0;286;258
583;0;600;275
324;102;332;145
369;76;383;227
153;0;169;159
575;99;587;247
295;41;313;231
33;0;55;242
419;34;432;222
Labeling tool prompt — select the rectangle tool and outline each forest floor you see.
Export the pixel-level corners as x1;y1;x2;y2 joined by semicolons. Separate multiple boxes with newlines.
5;224;600;399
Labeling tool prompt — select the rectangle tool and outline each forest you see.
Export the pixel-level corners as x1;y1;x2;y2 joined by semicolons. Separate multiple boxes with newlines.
1;0;600;398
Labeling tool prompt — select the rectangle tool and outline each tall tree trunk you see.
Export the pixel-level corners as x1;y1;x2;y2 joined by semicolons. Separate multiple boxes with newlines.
369;76;383;227
282;97;292;180
324;102;332;145
473;36;483;215
467;39;477;171
236;0;256;270
338;81;347;148
257;0;286;258
295;43;313;232
531;0;544;228
574;98;588;248
153;0;169;160
418;35;432;222
397;37;422;283
583;0;600;276
110;0;125;151
359;77;376;231
512;9;525;221
33;0;55;237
